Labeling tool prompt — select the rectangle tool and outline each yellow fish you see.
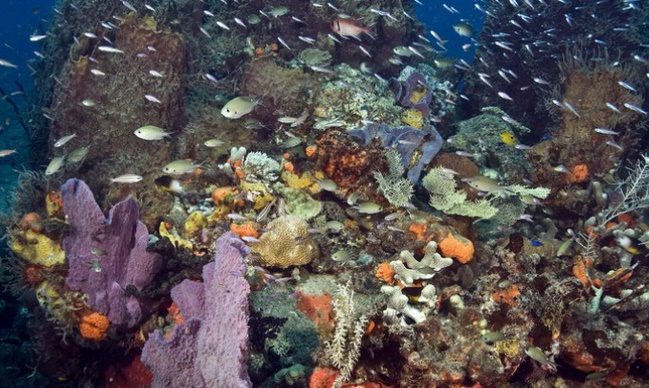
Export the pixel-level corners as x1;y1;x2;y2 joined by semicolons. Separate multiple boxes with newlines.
499;131;518;146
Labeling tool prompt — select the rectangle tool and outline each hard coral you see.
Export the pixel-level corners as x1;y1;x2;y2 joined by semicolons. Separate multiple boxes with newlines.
250;215;319;269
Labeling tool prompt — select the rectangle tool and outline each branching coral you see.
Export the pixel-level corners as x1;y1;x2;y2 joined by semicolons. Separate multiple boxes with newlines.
423;167;498;219
373;149;413;208
390;241;453;286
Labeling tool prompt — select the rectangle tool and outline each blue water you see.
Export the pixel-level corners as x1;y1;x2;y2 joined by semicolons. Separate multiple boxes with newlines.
0;1;55;212
415;0;484;62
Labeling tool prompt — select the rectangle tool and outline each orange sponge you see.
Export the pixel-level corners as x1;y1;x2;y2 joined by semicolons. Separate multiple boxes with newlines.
438;233;474;263
78;309;110;341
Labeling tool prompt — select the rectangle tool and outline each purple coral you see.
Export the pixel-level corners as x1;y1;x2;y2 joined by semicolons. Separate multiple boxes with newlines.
141;232;252;388
350;123;443;183
389;72;433;117
61;178;161;328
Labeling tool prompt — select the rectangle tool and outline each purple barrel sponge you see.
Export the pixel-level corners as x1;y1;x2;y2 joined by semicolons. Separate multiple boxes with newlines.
61;178;161;328
389;72;433;117
349;123;443;183
141;232;252;388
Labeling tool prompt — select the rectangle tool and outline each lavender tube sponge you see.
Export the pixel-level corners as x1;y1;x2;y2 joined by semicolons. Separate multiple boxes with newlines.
141;232;252;388
61;178;161;328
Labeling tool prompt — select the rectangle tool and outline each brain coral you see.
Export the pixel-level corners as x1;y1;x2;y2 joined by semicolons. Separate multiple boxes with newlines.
250;215;319;268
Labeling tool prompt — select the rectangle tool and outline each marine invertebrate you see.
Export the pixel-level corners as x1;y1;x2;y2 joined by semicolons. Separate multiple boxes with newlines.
389;71;433;117
422;167;498;219
313;128;388;193
48;13;186;191
9;229;66;267
324;282;368;387
61;178;161;328
438;233;475;264
373;149;413;208
349;123;443;183
76;308;110;341
381;284;436;325
596;154;649;228
242;151;281;182
390;241;454;286
141;233;252;387
249;215;319;268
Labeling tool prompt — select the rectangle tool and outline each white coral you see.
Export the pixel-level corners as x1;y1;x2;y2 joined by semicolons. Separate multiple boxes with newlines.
390;241;453;286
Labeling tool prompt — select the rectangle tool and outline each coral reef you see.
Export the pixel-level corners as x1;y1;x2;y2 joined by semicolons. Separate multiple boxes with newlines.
46;13;187;195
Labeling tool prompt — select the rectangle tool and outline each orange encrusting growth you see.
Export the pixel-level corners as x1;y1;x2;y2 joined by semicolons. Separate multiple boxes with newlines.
567;163;589;183
309;367;339;388
492;285;520;306
295;292;334;331
77;309;110;341
375;262;396;285
229;221;260;239
438;233;474;263
408;222;429;241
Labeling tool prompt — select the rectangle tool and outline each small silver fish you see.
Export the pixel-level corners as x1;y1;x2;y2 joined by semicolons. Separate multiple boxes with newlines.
594;127;619;135
325;220;345;232
618;80;636;92
67;146;89;164
97;45;124;54
149;70;163;77
298;36;316;44
110;174;143;183
144;94;162;104
461;176;506;193
0;149;17;157
53;133;77;147
525;346;556;371
90;69;106;76
624;102;647;115
277;36;291;51
29;34;47;42
331;249;351;262
0;59;18;68
605;102;622;113
498;91;514;101
91;247;107;256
